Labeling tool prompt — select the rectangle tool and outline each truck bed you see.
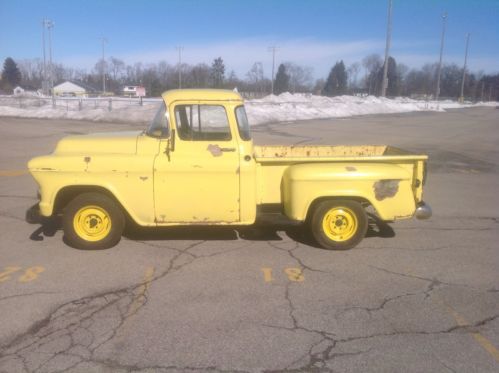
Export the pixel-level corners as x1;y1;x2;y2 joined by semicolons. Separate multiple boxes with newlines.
254;145;427;162
253;145;427;210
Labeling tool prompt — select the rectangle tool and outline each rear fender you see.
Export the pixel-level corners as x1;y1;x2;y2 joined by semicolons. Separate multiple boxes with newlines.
282;162;416;221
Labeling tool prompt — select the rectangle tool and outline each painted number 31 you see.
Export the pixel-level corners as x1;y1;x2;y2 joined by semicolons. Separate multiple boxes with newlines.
0;266;45;283
261;267;304;282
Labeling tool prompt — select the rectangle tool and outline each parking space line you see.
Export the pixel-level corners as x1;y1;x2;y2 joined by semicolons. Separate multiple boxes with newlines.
445;303;499;362
0;170;28;177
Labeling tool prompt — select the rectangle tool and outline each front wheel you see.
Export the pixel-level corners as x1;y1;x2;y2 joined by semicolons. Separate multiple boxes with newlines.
310;199;368;250
63;193;125;250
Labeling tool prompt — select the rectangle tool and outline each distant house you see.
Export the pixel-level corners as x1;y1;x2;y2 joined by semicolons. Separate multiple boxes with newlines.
122;85;146;97
53;81;98;97
13;86;25;96
13;85;38;96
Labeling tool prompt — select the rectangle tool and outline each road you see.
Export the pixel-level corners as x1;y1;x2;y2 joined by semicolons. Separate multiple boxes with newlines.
0;108;498;372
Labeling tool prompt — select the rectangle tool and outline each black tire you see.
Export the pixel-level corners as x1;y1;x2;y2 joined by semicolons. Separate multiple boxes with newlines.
62;192;125;250
310;199;368;250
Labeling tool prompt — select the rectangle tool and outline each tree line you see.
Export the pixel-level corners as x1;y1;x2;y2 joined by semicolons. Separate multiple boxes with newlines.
1;54;498;101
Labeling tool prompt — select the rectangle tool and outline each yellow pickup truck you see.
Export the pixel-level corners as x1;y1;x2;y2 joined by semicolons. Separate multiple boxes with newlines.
28;89;431;250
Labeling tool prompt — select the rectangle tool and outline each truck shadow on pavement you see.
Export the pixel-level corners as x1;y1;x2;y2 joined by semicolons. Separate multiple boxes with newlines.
28;213;395;250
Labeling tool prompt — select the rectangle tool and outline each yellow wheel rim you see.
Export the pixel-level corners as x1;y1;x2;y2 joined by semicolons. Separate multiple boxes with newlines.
73;205;112;242
322;207;358;242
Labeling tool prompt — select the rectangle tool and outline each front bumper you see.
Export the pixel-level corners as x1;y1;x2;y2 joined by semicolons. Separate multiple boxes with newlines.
415;202;432;220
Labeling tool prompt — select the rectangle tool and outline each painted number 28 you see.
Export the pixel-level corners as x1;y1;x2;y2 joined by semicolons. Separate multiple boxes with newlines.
0;266;45;283
261;267;304;282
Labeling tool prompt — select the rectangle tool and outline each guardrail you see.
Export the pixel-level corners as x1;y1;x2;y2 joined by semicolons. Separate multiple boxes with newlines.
0;95;163;112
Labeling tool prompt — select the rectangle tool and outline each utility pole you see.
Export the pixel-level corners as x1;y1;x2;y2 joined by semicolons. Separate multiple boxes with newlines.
176;46;184;88
481;81;485;102
459;33;470;103
47;21;54;95
268;46;278;95
41;19;47;95
100;37;108;93
381;0;393;97
435;12;447;101
42;18;54;96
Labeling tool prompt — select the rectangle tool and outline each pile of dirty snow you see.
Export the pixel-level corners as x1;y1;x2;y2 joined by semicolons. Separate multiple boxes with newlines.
0;93;496;126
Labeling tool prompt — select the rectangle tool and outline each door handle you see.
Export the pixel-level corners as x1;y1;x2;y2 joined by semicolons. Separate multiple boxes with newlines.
220;147;236;152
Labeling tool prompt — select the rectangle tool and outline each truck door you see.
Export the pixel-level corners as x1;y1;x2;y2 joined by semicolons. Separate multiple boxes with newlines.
153;103;240;223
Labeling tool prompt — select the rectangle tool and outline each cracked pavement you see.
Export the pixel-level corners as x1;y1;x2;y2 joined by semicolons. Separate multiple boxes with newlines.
0;108;498;372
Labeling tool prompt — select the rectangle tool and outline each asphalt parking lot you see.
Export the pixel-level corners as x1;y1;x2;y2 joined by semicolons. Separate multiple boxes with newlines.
0;107;498;372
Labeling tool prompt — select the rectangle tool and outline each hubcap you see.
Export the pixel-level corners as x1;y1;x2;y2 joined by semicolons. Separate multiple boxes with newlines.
322;207;358;242
73;205;111;241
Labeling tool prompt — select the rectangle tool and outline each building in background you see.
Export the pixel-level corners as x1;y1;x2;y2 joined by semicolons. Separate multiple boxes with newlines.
122;85;146;97
53;81;98;97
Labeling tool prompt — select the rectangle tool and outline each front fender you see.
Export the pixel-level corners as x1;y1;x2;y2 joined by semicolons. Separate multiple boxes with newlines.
28;155;156;226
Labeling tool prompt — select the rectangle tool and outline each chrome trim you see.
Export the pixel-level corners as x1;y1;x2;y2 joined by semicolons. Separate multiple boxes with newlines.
415;202;432;220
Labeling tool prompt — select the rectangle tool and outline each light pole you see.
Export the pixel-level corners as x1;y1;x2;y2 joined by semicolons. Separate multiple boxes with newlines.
435;12;447;101
176;46;184;88
459;33;470;103
268;46;278;95
381;0;393;97
100;37;108;93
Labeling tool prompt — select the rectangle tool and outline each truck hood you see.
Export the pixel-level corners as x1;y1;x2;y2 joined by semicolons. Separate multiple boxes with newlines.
54;131;142;155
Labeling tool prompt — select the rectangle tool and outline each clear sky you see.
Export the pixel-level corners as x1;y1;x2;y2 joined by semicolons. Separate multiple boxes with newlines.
0;0;498;79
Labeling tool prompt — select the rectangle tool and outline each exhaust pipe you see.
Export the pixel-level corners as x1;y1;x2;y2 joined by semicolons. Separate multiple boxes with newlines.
415;202;432;220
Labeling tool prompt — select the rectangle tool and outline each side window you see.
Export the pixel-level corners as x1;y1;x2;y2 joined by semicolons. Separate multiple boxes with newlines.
235;106;251;141
146;102;169;138
175;105;231;141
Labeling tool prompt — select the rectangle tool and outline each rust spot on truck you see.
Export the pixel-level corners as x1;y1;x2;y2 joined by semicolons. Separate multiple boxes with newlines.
374;179;400;201
207;144;223;157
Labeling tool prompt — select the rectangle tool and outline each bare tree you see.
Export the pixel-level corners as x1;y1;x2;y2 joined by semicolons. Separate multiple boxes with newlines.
347;62;360;90
109;57;125;81
283;62;313;93
246;62;264;93
362;54;382;94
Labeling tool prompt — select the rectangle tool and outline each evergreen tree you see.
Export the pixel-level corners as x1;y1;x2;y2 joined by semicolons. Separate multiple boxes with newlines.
376;56;399;96
1;57;22;89
274;64;290;94
322;60;348;96
210;57;225;87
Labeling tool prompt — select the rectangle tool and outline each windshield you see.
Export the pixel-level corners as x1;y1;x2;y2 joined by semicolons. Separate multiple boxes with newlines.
146;102;170;138
235;106;251;141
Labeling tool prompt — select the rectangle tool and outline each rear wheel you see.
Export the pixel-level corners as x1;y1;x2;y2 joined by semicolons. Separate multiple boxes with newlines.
310;199;367;250
63;193;125;250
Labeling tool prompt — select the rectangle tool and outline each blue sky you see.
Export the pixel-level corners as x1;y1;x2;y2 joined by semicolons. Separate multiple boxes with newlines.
0;0;498;79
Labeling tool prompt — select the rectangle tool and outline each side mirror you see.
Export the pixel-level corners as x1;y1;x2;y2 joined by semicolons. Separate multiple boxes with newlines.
170;129;176;152
164;129;175;160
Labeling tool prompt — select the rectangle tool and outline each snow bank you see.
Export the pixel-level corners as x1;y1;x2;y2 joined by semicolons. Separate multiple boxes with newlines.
0;93;496;126
245;93;497;125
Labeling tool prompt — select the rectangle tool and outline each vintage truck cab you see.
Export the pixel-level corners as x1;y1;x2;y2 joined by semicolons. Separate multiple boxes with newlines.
28;89;431;250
